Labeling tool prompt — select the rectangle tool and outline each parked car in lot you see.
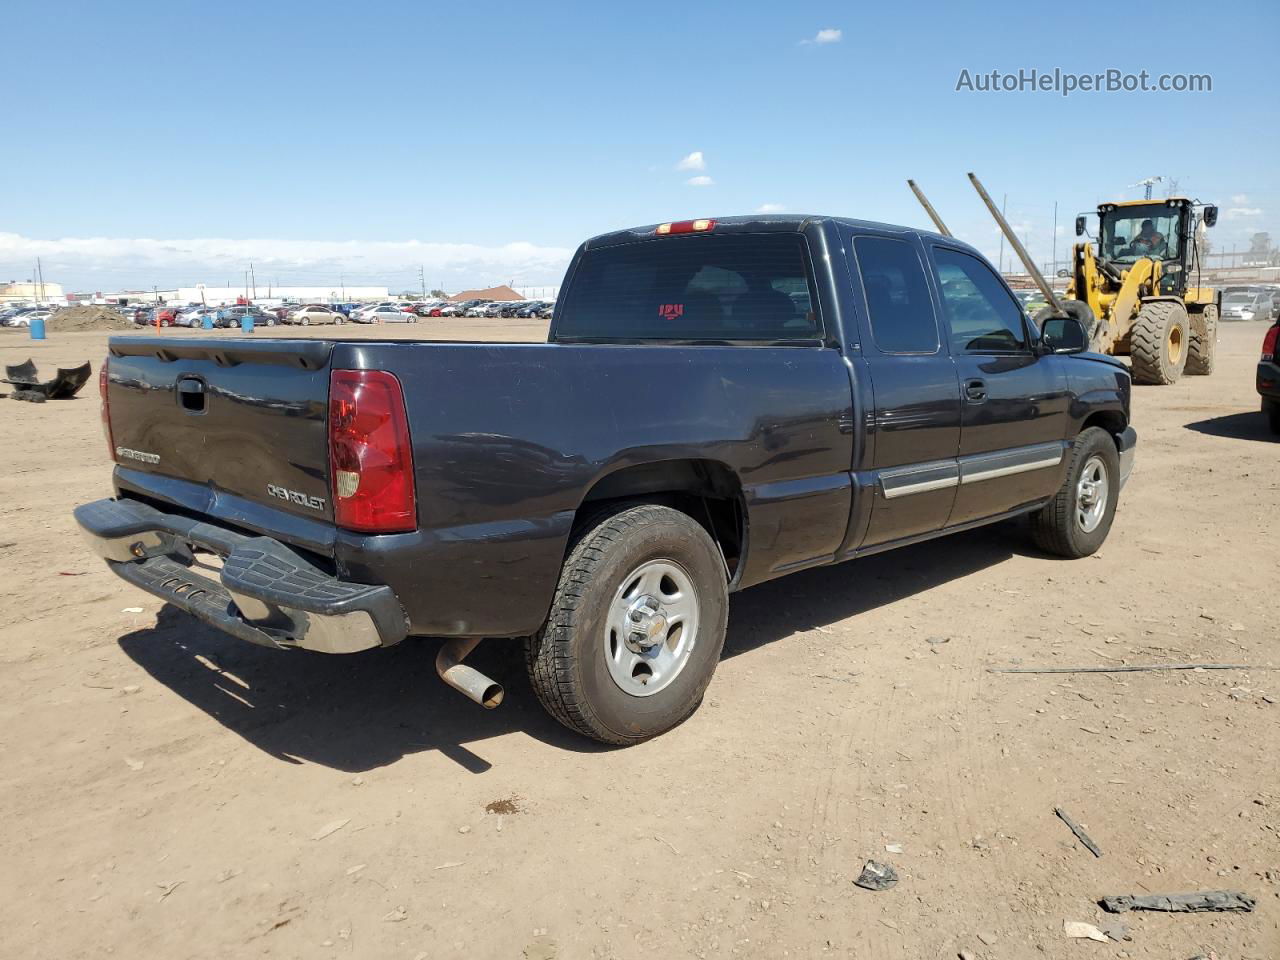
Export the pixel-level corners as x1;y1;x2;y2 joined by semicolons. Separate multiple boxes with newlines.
1260;320;1280;435
359;305;417;324
79;214;1136;746
464;302;493;318
1221;287;1276;322
286;305;344;326
175;307;217;328
414;300;446;316
215;306;275;328
439;299;483;317
4;309;49;328
514;300;548;318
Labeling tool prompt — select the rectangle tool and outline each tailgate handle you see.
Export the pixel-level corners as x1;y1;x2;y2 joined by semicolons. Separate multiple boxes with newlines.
177;376;207;413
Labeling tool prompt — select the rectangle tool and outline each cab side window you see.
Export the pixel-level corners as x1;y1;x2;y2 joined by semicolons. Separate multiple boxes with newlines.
852;236;939;354
932;247;1028;353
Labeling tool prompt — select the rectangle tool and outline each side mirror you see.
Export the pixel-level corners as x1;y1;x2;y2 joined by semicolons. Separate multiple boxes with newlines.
1075;216;1086;237
1202;205;1218;228
1041;315;1088;354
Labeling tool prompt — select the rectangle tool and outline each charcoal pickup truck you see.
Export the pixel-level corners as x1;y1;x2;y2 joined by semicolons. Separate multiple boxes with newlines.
76;215;1136;744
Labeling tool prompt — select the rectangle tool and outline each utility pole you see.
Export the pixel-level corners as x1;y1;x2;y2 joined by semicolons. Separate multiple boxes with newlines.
997;194;1007;273
36;257;45;303
244;270;249;301
419;265;427;301
249;263;257;300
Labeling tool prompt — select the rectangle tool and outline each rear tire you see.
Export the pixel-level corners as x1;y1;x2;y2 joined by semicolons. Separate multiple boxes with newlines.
1028;427;1120;558
1130;300;1189;385
1186;304;1217;376
525;503;728;745
1265;399;1280;436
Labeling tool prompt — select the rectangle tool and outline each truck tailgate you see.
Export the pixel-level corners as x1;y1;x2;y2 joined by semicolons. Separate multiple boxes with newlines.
105;338;335;524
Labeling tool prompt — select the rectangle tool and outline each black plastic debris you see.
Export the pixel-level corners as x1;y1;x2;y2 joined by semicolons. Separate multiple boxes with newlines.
1100;891;1256;914
2;359;92;400
853;860;899;891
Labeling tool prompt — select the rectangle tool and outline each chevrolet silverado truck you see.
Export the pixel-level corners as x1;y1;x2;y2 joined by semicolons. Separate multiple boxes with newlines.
75;215;1136;745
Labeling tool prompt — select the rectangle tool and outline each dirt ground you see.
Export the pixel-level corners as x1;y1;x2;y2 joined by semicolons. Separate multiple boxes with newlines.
0;319;1276;960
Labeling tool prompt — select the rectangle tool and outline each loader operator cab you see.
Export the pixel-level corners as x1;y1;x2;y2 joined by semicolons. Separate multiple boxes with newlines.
1092;200;1197;297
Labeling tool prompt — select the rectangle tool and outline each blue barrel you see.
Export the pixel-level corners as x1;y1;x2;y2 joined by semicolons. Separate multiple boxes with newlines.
201;314;214;329
240;314;255;334
29;316;47;340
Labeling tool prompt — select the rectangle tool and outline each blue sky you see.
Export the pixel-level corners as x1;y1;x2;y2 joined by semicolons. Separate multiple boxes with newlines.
3;0;1277;291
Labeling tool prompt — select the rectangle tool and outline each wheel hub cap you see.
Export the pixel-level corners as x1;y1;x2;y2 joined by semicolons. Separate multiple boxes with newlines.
1076;455;1109;533
605;560;700;697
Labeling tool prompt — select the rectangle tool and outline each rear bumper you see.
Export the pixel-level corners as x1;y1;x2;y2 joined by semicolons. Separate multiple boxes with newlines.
73;498;408;654
1117;425;1137;490
1258;361;1280;401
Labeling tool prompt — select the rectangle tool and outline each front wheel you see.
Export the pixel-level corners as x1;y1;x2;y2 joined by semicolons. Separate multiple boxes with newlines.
525;503;729;745
1028;427;1120;558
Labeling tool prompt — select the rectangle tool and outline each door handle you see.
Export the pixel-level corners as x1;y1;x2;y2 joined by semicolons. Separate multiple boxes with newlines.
965;378;987;402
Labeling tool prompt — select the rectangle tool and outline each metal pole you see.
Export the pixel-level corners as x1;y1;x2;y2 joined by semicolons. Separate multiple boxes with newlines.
967;173;1066;317
1052;201;1058;277
998;194;1006;273
906;180;952;236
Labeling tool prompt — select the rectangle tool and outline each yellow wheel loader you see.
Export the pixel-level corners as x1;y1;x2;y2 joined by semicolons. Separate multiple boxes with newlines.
1063;198;1220;384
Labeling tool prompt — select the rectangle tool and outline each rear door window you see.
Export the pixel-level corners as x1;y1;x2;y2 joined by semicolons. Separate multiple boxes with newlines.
852;236;939;354
554;233;821;342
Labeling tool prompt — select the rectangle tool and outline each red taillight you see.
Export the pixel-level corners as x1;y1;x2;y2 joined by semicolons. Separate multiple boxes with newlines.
99;359;115;460
655;218;716;235
1262;325;1279;362
328;369;416;533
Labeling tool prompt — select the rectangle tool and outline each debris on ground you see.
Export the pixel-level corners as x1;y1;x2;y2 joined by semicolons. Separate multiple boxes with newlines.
1063;920;1108;942
1098;918;1131;942
853;860;898;891
2;359;92;400
1054;806;1103;857
311;818;351;841
1100;891;1256;913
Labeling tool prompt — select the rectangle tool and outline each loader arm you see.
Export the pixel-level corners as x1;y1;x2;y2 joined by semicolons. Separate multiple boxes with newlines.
1105;257;1159;350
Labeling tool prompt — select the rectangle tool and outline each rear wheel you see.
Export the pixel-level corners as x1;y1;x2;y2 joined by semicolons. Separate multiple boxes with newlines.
1028;427;1120;558
1130;300;1189;385
1186;304;1218;376
525;503;728;745
1266;399;1280;436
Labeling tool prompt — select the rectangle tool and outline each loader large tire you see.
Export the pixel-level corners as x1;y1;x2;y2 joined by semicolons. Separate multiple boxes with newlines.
1035;299;1101;350
1186;304;1217;376
1130;300;1189;385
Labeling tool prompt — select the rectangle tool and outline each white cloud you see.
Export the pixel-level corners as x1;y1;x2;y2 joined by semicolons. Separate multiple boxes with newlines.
801;28;842;44
686;176;714;187
1231;193;1249;205
0;232;574;291
676;151;706;172
1225;207;1262;220
755;203;786;213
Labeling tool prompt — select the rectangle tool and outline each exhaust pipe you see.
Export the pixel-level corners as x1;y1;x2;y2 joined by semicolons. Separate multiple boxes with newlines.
435;638;504;709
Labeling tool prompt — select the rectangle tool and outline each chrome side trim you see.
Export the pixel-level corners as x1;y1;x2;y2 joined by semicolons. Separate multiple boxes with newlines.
879;460;960;500
960;441;1065;486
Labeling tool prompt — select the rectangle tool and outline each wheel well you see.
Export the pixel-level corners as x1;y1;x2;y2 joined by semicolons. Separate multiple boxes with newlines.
575;460;746;579
1082;410;1126;448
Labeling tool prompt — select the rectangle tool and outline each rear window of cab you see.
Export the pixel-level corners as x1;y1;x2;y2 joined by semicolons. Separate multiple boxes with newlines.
554;233;822;342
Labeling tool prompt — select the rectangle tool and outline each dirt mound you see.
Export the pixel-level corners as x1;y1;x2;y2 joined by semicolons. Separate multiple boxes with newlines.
46;306;137;332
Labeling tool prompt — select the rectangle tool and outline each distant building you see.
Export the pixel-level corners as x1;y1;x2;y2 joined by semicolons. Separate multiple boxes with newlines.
449;284;524;302
1;280;64;304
